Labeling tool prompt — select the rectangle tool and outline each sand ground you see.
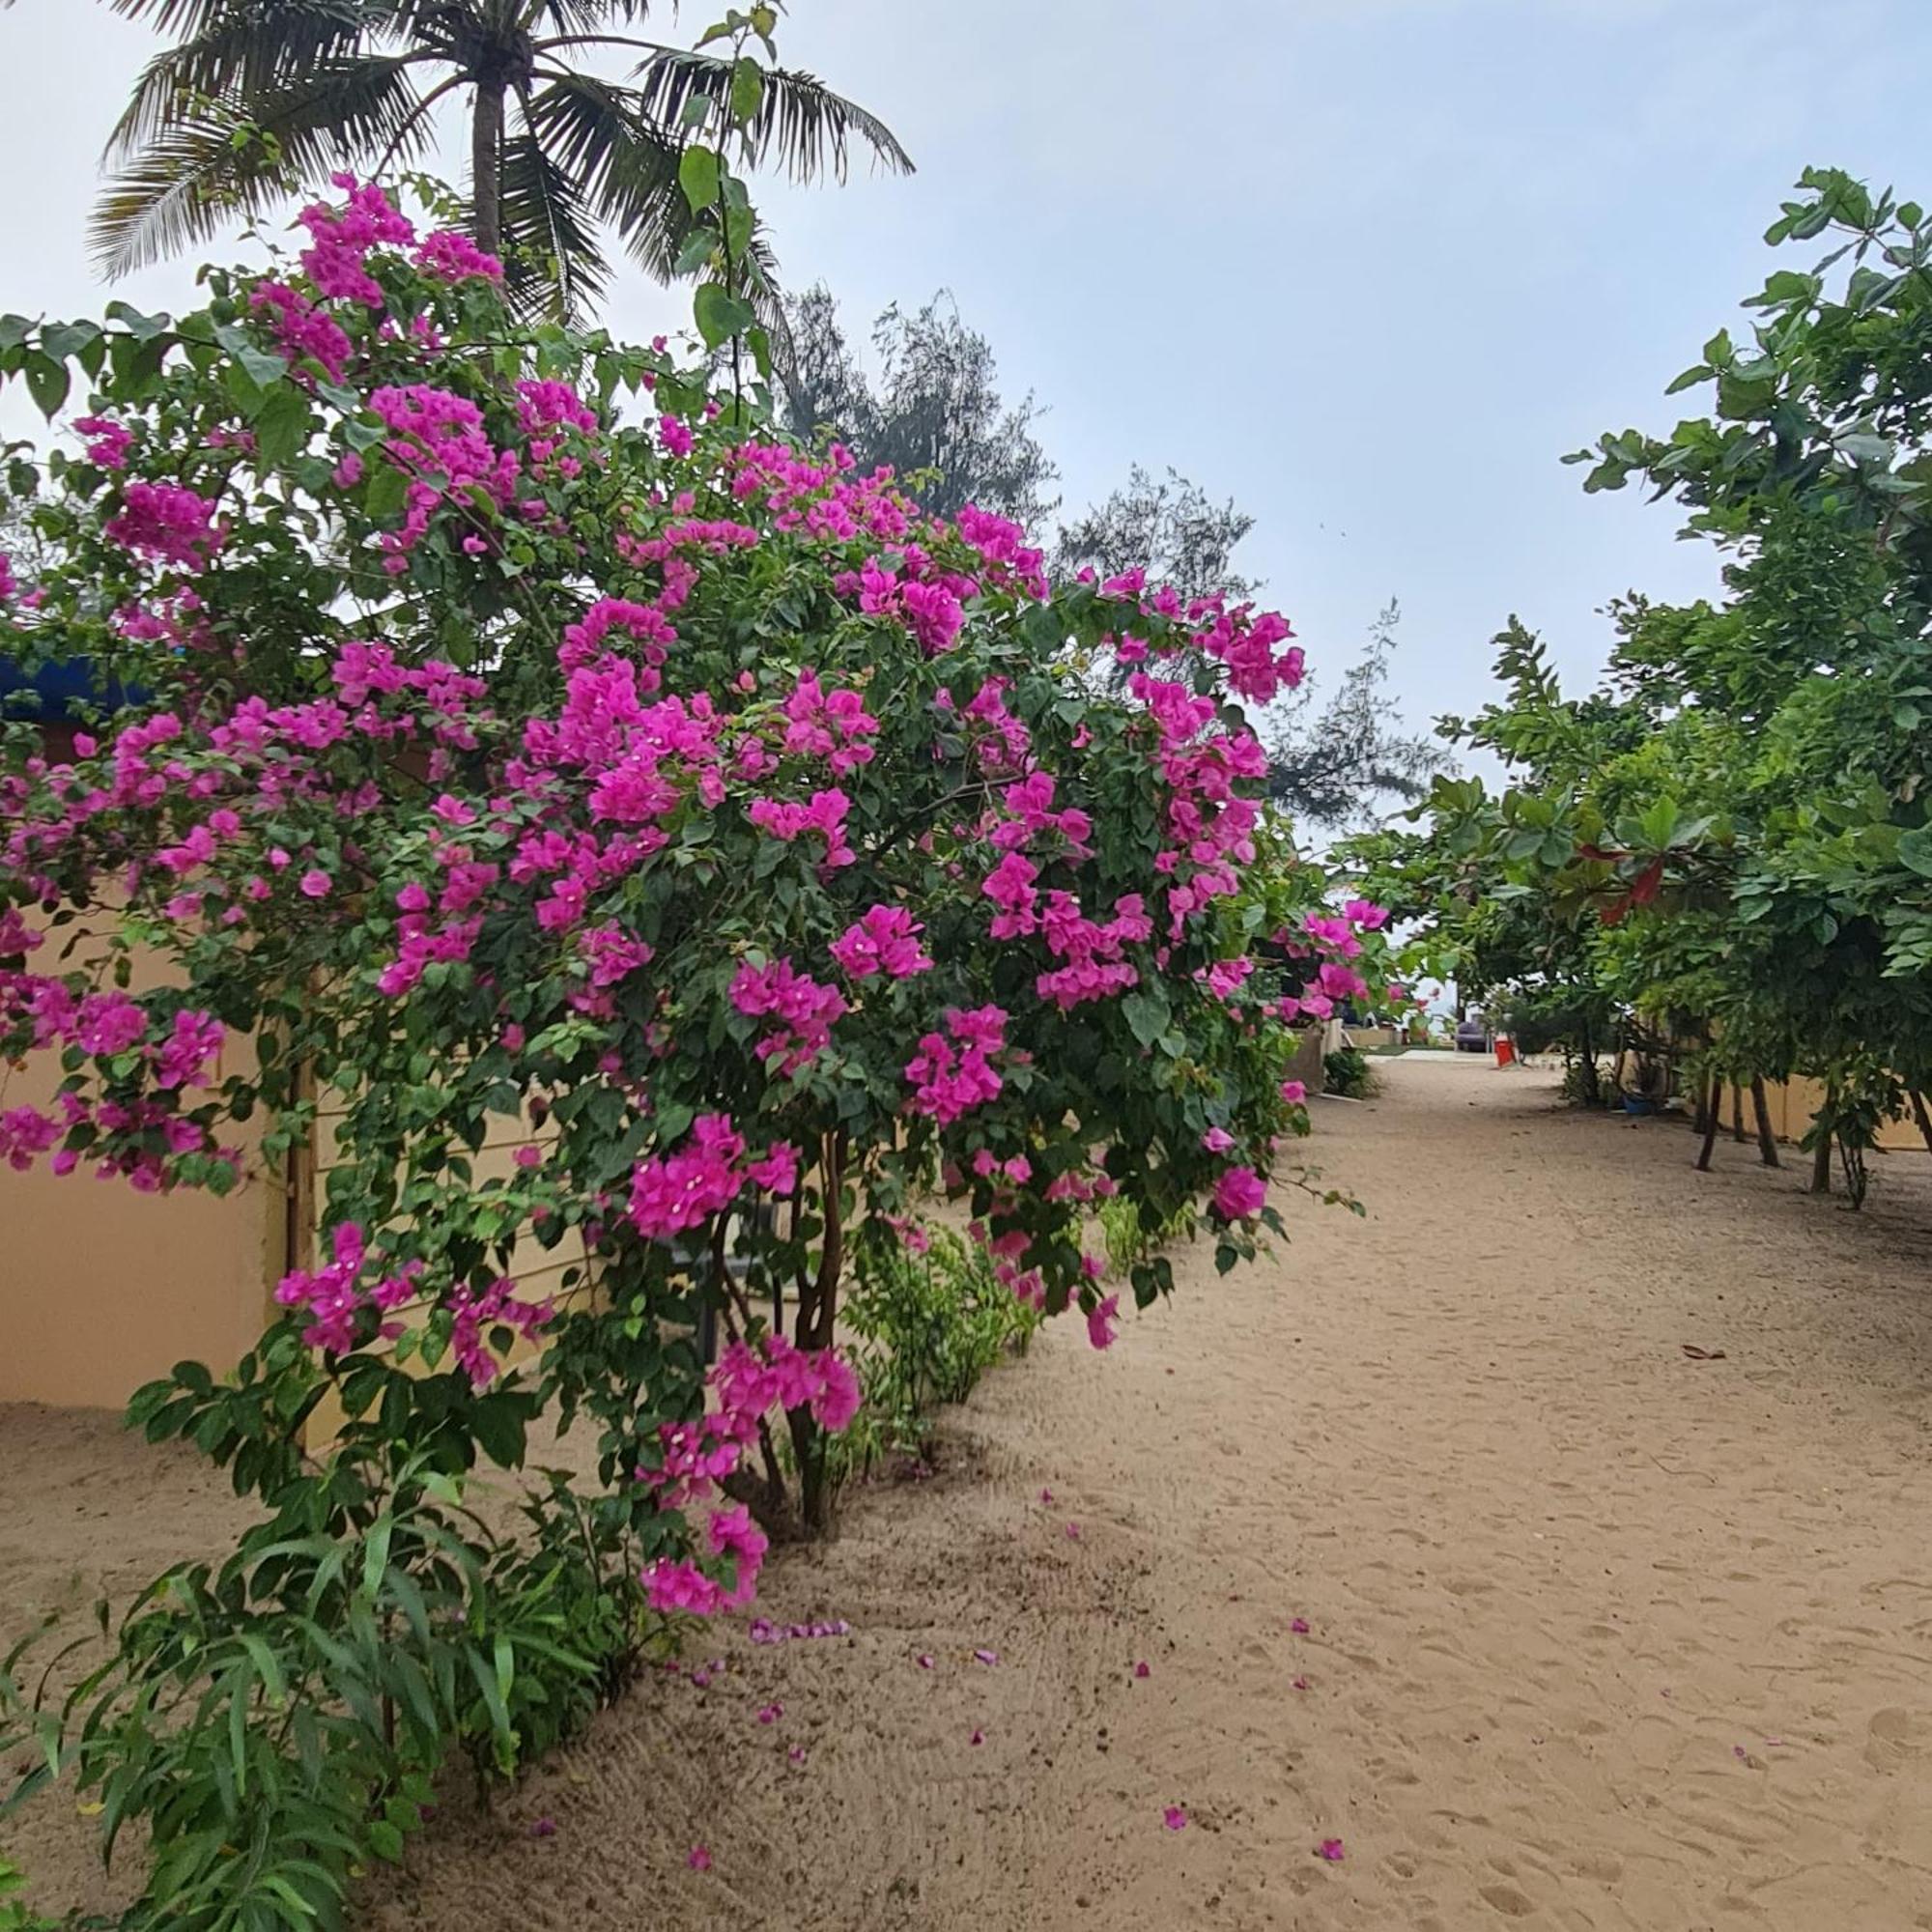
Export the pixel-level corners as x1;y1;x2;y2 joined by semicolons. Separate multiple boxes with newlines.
8;1052;1932;1929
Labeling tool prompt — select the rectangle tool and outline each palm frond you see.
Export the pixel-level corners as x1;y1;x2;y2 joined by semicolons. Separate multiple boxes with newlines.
531;1;657;27
497;128;611;324
524;71;677;236
93;57;429;277
90;105;298;277
105;4;412;160
628;50;914;184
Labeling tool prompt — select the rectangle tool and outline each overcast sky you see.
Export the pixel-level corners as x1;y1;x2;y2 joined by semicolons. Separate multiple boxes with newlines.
5;0;1932;754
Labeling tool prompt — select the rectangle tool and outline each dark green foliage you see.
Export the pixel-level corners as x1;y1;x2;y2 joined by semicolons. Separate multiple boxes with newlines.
778;284;1058;524
1322;1046;1375;1099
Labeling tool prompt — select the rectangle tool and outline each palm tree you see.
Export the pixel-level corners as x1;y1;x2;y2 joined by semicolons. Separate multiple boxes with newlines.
90;1;912;320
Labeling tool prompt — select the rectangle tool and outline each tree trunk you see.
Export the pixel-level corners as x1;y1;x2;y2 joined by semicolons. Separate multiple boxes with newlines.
1749;1077;1780;1168
1840;1135;1868;1210
1809;1116;1833;1194
471;80;505;257
1731;1084;1748;1142
1694;1075;1721;1171
1911;1090;1932;1159
1691;1077;1712;1139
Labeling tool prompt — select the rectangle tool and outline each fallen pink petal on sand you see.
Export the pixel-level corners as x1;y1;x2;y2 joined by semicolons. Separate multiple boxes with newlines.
756;1703;781;1724
787;1745;808;1766
974;1648;999;1665
1317;1838;1345;1862
1163;1806;1188;1832
528;1817;556;1839
688;1668;712;1688
1039;1488;1054;1504
1134;1661;1151;1679
1292;1676;1310;1691
1065;1522;1081;1540
1734;1745;1748;1760
1290;1617;1311;1634
688;1845;713;1872
970;1728;984;1746
916;1653;935;1669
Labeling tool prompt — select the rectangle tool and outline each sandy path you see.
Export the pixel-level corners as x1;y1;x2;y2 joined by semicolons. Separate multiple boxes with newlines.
11;1053;1932;1927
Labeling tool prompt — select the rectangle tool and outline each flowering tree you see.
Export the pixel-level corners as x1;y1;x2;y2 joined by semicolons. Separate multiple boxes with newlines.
0;46;1383;1913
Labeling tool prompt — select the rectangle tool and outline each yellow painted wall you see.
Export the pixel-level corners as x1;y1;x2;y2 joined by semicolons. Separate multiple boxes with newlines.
1747;1076;1924;1152
0;913;285;1410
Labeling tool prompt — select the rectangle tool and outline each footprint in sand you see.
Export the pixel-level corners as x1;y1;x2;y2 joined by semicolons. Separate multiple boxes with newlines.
1478;1881;1538;1918
1865;1705;1926;1772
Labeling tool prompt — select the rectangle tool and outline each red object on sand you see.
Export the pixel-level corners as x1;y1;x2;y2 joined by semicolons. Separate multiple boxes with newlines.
1495;1037;1517;1067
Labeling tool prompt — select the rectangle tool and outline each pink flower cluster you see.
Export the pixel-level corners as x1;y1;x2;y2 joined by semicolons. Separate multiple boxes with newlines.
412;229;504;285
639;1335;861;1615
729;957;848;1073
781;669;879;777
298;174;415;305
905;1005;1008;1123
103;481;225;570
73;415;132;471
367;383;521;574
273;1222;422;1355
747;787;854;868
829;904;931;980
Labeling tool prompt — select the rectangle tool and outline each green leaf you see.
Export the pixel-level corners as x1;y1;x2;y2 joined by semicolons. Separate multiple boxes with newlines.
693;282;755;350
469;1393;529;1467
678;144;722;214
1121;989;1170;1049
41;321;99;363
1894;826;1932;879
364;459;409;524
674;229;719;276
253;385;313;470
23;352;69;420
730;56;765;124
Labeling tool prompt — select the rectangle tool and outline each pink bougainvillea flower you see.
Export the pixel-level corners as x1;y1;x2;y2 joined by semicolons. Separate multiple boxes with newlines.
1280;1079;1307;1103
1200;1125;1236;1153
1213;1166;1267;1219
974;1648;998;1665
1163;1806;1188;1832
1134;1661;1151;1679
529;1816;557;1839
916;1653;934;1670
1039;1487;1054;1504
1065;1521;1081;1540
1292;1675;1310;1691
970;1727;984;1746
756;1703;782;1724
687;1844;713;1871
787;1745;808;1766
1086;1293;1121;1350
1317;1838;1345;1861
1291;1617;1311;1634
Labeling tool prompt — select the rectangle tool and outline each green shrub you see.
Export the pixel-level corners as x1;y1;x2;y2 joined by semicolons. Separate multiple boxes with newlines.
1097;1196;1198;1279
1323;1046;1377;1098
835;1223;1040;1474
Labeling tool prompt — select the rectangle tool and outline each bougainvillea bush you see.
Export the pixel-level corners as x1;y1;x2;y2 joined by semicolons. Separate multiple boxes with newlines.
0;153;1383;1924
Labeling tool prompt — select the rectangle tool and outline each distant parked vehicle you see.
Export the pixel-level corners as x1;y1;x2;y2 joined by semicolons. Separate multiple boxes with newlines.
1455;1015;1490;1053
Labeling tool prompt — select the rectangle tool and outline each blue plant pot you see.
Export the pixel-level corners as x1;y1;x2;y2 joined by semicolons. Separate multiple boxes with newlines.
1622;1094;1655;1117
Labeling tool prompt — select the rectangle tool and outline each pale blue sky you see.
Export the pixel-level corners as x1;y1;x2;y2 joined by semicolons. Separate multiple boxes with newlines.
4;0;1931;746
